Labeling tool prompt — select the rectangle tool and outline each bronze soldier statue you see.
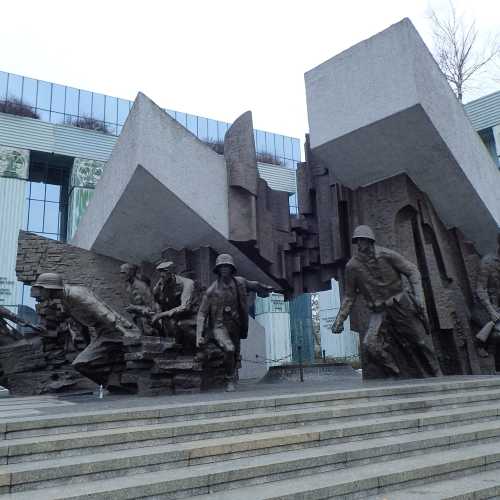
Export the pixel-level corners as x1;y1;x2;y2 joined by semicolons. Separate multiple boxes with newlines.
151;261;196;346
331;225;442;378
120;263;156;336
474;233;500;355
196;254;273;392
31;273;138;390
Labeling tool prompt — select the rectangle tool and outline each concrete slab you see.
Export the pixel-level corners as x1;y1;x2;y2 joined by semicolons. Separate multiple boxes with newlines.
71;93;278;286
305;18;500;253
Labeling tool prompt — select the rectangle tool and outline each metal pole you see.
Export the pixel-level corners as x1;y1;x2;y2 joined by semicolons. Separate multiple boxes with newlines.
298;345;304;382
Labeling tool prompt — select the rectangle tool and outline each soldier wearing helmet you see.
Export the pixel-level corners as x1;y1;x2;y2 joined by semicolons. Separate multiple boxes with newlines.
331;225;442;378
473;232;500;356
196;253;274;391
151;261;196;344
120;263;156;336
31;273;137;389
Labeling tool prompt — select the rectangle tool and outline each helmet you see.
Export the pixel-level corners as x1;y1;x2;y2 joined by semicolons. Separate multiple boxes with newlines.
156;261;175;272
351;225;376;243
120;263;137;274
32;273;64;290
213;254;236;274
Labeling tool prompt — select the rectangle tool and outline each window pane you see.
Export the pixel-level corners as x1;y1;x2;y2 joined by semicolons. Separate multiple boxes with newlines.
36;108;50;121
27;200;44;232
43;202;60;234
116;125;123;135
0;71;7;100
37;81;51;110
207;118;217;141
105;96;117;124
92;92;105;120
22;78;37;107
176;111;187;127
65;87;79;115
29;181;45;200
265;132;276;155
166;109;176;119
197;117;208;140
186;114;197;135
256;130;266;153
50;112;65;124
117;98;130;124
51;84;65;113
284;136;293;159
217;122;228;142
7;74;22;100
45;184;60;202
105;122;117;135
274;134;285;159
292;139;301;162
79;90;92;117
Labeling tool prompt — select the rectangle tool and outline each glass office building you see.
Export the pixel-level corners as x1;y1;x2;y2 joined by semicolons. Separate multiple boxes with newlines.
0;71;301;168
0;70;301;317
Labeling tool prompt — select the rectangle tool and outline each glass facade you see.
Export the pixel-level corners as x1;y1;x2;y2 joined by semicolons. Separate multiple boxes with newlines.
0;70;301;169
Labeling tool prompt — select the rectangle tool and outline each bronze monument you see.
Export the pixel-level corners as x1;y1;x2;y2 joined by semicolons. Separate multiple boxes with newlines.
331;225;442;378
196;253;273;391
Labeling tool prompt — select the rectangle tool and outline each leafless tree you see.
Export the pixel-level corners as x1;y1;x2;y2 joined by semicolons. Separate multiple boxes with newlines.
428;1;499;101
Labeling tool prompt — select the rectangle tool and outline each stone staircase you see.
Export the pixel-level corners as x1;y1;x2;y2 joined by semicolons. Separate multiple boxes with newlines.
1;378;500;498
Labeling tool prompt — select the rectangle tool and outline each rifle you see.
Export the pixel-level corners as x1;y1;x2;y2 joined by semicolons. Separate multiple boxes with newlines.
476;321;500;343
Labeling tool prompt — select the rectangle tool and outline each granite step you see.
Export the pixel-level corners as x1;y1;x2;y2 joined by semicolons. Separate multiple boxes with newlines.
3;377;500;439
3;417;500;492
5;432;500;499
3;390;500;463
371;468;500;499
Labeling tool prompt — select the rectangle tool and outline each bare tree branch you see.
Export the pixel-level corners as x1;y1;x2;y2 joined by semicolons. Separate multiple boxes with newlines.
428;1;500;101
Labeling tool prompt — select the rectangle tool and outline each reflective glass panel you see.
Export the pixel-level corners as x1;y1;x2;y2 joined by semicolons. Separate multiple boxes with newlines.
116;125;123;135
45;184;60;202
29;181;45;200
256;130;266;153
22;78;37;107
176;111;187;127
7;74;22;100
207;119;218;141
51;84;65;113
65;87;79;115
43;202;60;234
217;122;228;142
0;71;7;99
166;109;176;118
92;92;105;120
274;134;285;159
79;90;92;117
117;98;130;124
50;112;65;124
292;139;301;162
36;108;50;121
37;81;51;110
197;117;208;140
284;136;293;159
41;233;59;241
27;200;44;232
105;96;117;124
105;122;117;135
265;132;276;155
186;114;197;135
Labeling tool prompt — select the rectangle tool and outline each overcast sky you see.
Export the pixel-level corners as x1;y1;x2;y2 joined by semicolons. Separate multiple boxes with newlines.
2;0;499;140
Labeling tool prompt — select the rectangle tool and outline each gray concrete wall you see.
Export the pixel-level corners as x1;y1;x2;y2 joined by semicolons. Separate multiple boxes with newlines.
305;18;500;254
72;92;229;251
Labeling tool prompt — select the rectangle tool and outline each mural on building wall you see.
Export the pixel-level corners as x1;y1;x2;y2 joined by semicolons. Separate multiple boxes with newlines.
0;146;28;179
